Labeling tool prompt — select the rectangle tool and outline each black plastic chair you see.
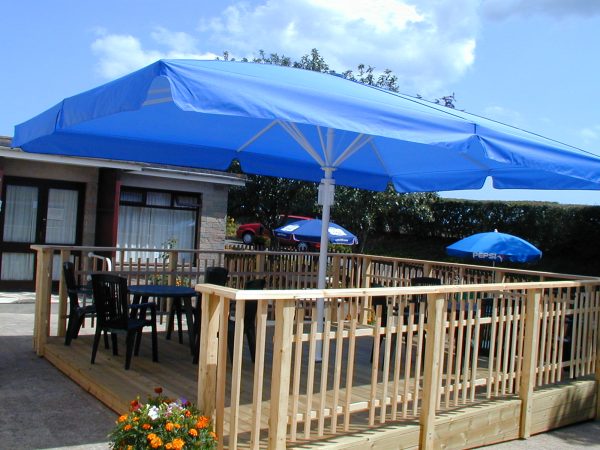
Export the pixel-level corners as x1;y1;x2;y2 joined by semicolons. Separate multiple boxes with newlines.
63;262;97;346
408;276;442;319
193;267;229;364
91;273;158;370
227;278;266;363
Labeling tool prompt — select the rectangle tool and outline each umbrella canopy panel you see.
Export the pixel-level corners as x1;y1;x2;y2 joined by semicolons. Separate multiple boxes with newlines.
446;231;542;264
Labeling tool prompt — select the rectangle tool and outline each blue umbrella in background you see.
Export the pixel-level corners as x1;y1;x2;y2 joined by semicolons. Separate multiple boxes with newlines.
446;230;542;264
274;219;358;250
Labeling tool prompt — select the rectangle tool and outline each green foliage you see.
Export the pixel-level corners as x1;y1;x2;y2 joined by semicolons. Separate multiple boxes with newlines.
109;387;217;449
228;167;318;230
225;216;237;238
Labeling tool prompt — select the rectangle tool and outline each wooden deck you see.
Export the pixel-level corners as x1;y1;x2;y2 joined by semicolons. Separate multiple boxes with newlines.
43;327;597;449
43;318;508;449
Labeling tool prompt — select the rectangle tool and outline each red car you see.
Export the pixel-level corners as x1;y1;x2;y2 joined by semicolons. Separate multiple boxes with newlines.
236;215;313;248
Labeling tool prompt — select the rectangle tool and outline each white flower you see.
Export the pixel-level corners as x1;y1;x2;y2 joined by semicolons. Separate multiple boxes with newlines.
148;406;160;420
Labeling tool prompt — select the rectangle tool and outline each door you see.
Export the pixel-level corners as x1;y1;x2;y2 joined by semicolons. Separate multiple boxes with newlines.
0;177;85;291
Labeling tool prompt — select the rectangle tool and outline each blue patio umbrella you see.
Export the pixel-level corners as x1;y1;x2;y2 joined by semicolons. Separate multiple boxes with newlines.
11;59;600;337
446;230;542;264
274;219;358;247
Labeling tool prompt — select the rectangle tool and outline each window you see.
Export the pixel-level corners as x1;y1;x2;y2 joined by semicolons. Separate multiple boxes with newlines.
117;188;201;263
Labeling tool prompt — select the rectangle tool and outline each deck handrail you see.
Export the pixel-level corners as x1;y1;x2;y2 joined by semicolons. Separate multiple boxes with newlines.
31;245;600;449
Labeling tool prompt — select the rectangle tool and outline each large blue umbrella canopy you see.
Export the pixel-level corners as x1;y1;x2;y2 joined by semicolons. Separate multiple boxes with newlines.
446;231;542;264
274;219;358;246
12;59;600;193
11;59;600;295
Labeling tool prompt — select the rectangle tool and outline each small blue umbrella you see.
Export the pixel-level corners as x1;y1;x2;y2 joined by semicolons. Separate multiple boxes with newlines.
274;219;358;246
446;230;542;264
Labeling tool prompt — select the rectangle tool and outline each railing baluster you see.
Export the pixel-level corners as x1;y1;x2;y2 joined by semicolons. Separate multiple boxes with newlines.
268;298;295;449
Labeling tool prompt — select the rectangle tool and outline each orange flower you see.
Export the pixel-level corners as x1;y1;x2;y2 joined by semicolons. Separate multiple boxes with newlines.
172;438;185;450
165;422;175;432
210;431;217;440
196;416;209;429
142;423;152;430
174;423;181;429
118;415;128;423
184;410;192;417
147;433;157;440
188;428;198;437
123;424;132;431
165;444;173;450
148;436;163;448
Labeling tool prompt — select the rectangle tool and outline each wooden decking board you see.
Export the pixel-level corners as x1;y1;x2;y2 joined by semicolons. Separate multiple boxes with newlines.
43;328;597;448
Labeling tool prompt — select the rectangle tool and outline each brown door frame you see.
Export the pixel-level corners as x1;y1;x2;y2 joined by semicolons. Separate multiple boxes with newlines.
0;176;86;291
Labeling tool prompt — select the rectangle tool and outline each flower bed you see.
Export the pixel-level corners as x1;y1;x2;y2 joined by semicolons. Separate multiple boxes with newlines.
109;387;217;449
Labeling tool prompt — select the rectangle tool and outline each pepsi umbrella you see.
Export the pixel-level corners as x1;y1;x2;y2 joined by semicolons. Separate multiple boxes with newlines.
11;59;600;328
446;230;542;264
274;219;358;249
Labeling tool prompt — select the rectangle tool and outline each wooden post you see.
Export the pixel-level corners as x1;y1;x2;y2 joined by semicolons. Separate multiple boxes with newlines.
57;250;71;337
33;247;54;356
167;250;178;286
255;251;266;277
593;286;600;420
268;298;295;449
494;270;505;284
332;254;341;288
423;263;433;278
519;288;541;438
361;256;372;324
419;292;445;450
197;291;222;421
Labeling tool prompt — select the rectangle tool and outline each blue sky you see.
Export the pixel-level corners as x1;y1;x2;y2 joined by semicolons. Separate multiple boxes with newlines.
1;0;599;205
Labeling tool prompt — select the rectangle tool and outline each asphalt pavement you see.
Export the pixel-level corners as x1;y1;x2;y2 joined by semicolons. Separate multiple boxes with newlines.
1;295;598;449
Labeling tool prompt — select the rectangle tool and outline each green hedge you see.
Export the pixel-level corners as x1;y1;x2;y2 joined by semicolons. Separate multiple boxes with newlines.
368;199;600;277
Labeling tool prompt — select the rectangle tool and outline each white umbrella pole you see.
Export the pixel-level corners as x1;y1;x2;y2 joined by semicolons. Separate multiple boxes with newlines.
316;169;334;361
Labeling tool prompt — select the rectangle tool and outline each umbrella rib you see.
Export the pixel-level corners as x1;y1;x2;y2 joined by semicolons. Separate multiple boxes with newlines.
279;121;326;167
367;140;393;176
237;119;280;153
332;134;372;167
317;126;327;160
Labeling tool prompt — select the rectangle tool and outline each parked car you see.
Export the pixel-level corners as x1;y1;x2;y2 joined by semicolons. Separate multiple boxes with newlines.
236;215;313;248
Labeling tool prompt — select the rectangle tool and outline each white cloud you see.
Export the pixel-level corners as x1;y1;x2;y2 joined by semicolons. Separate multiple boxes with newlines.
482;0;600;20
90;0;482;94
580;125;600;144
91;28;218;79
198;0;480;95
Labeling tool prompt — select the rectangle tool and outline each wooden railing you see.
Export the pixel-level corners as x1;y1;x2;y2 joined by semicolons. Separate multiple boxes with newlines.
196;281;600;449
30;245;600;449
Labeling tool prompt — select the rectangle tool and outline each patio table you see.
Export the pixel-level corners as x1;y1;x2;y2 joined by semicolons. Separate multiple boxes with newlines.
128;285;198;355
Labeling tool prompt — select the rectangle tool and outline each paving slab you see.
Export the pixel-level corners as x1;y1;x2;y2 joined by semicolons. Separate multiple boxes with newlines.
0;301;114;449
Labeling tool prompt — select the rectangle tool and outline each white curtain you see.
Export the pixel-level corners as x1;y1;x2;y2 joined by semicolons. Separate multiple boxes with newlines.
117;205;195;262
2;185;38;280
3;185;37;242
45;188;78;244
